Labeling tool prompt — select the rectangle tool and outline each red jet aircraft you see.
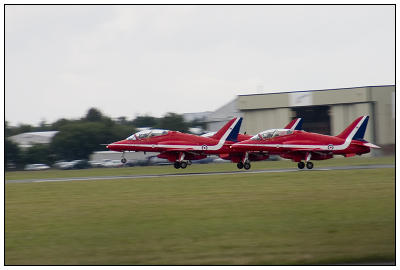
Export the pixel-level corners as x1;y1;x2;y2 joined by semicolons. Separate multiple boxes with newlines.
231;116;379;169
216;118;303;170
107;117;243;169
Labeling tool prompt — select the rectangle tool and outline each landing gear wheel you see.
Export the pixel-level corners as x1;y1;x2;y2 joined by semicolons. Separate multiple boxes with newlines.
243;162;251;170
180;162;187;169
298;162;305;169
306;161;314;169
121;158;127;164
237;162;244;169
174;161;181;169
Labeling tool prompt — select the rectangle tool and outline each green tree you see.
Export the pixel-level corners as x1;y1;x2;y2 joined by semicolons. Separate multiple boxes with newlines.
5;139;21;169
21;144;54;165
117;116;129;125
5;121;12;137
34;119;51;132
84;108;103;122
132;115;158;128
51;118;72;130
5;123;35;137
50;121;134;161
156;113;189;133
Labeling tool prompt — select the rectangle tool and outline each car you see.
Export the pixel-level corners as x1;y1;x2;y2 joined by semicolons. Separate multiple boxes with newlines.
89;160;104;168
24;164;50;171
53;161;70;169
53;160;91;170
70;160;91;169
101;159;123;168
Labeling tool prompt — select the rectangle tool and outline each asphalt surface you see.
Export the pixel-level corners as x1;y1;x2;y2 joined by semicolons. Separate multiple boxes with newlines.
5;164;394;184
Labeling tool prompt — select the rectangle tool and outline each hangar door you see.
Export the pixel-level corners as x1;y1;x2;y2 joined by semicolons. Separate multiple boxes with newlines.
291;105;331;135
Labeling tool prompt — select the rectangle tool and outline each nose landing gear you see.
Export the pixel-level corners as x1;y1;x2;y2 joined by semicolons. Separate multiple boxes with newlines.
121;152;127;164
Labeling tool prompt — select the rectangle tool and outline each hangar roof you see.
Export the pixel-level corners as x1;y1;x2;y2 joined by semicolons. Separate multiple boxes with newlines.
238;85;394;110
238;85;394;97
9;131;59;148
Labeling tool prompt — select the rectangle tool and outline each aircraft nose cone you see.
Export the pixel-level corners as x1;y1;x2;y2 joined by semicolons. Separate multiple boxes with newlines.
106;141;124;151
107;143;114;150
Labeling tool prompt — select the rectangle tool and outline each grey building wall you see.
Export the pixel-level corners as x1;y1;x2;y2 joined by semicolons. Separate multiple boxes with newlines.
238;86;371;110
241;108;291;135
330;103;373;142
370;86;395;145
205;97;243;132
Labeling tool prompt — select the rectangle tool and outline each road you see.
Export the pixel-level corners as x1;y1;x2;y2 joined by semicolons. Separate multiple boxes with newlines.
5;164;394;184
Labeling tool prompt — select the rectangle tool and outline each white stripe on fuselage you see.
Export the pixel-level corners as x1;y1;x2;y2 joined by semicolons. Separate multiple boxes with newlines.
238;116;366;151
114;118;241;151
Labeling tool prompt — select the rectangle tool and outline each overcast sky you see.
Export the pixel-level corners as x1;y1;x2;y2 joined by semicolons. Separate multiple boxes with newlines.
5;5;395;126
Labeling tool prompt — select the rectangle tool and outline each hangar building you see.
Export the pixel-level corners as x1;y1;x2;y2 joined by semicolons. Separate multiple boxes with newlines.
8;131;59;149
205;97;243;132
237;85;395;155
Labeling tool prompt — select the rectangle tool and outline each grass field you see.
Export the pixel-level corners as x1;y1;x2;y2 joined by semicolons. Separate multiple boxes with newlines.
5;157;395;265
5;155;395;180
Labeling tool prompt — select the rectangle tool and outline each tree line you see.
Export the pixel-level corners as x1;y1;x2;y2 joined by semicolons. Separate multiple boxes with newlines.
5;108;206;170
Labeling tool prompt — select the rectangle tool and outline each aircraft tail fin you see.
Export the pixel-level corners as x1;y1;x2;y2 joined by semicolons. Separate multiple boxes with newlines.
284;118;303;130
211;117;243;142
336;116;369;141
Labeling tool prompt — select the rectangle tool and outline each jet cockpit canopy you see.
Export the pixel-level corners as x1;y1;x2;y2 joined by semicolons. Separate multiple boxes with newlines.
126;129;169;140
250;129;293;140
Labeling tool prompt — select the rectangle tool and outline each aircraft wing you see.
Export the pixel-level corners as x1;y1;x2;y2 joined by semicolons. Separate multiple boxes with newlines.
161;149;211;157
163;148;196;152
282;147;326;152
280;141;327;152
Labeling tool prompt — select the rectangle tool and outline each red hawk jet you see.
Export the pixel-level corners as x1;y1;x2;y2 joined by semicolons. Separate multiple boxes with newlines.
107;117;243;169
216;118;303;170
231;116;379;169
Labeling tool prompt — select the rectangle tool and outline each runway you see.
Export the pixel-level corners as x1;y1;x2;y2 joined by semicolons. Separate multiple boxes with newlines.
5;164;394;184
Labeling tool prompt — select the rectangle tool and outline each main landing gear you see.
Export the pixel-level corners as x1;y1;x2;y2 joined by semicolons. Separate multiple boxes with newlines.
121;152;127;164
237;152;251;170
297;152;314;170
174;160;192;169
306;161;314;169
297;161;313;169
237;161;251;170
297;161;305;169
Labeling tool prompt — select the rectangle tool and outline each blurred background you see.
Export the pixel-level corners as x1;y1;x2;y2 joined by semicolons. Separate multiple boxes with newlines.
5;5;395;171
4;5;395;266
